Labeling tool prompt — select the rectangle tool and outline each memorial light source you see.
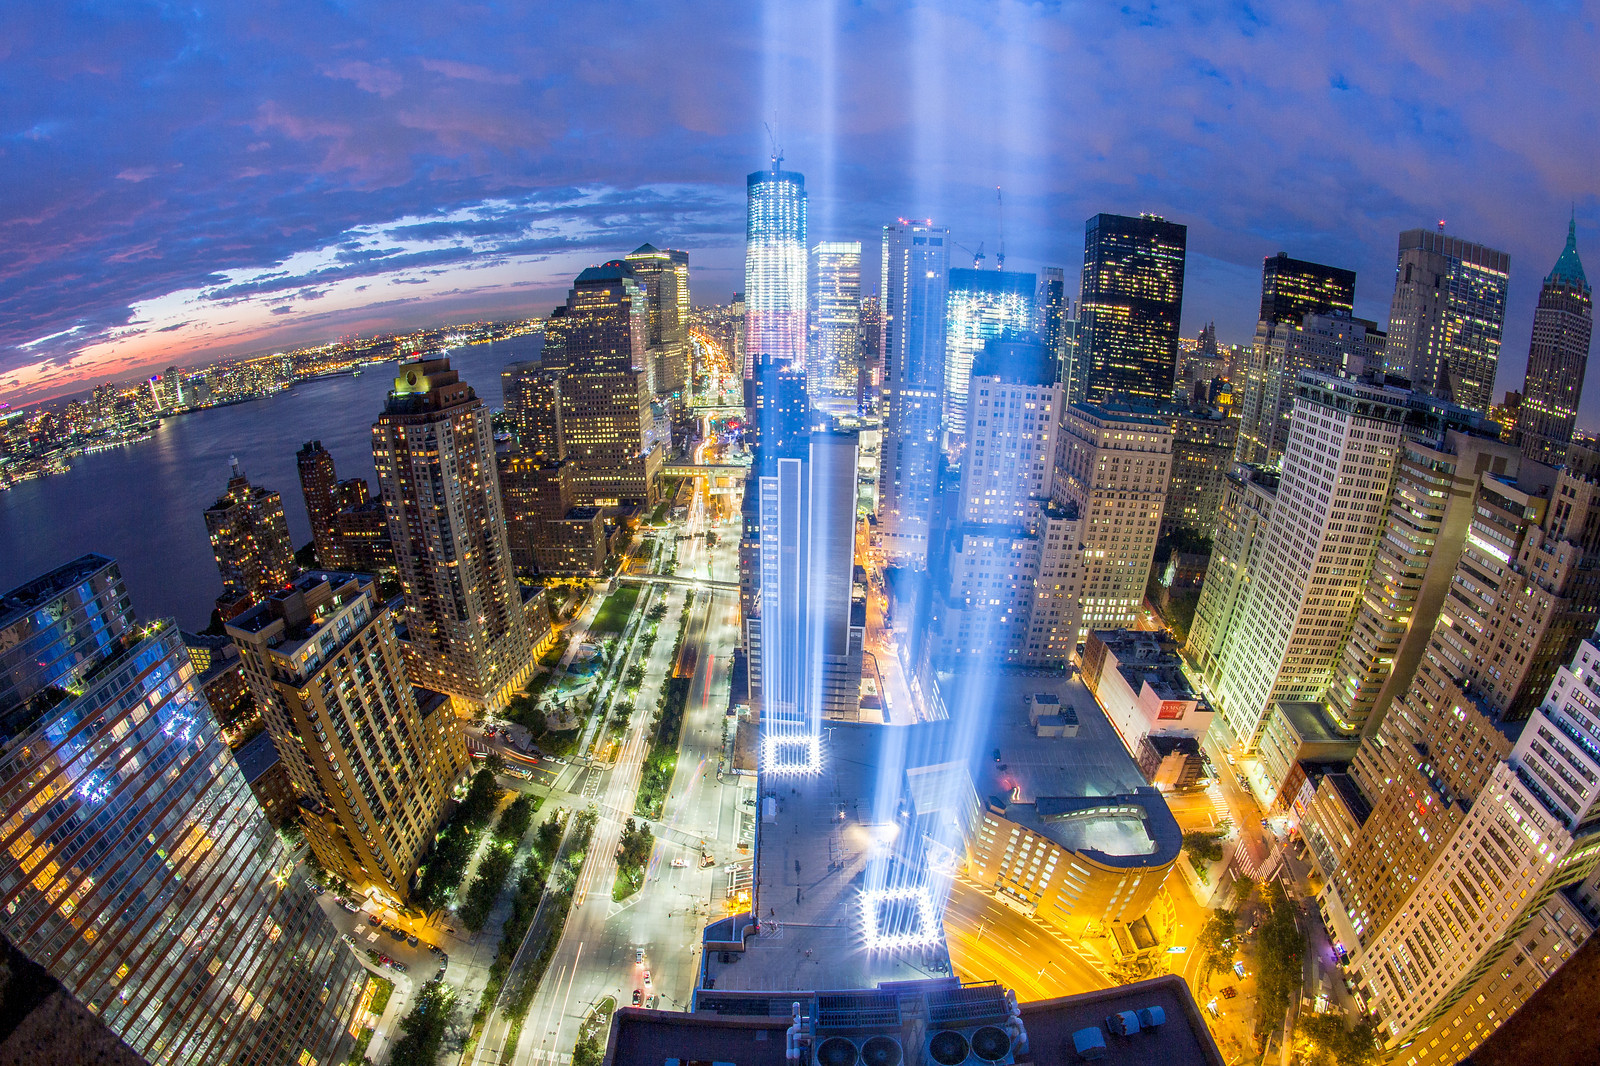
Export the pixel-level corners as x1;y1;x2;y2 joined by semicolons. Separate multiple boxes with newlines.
763;733;822;775
861;884;940;951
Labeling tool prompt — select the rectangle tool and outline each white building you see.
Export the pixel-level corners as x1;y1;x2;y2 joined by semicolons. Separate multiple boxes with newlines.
1357;631;1600;1048
1207;373;1407;749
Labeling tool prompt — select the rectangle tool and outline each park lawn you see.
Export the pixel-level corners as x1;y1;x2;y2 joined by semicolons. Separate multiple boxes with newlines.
591;584;641;635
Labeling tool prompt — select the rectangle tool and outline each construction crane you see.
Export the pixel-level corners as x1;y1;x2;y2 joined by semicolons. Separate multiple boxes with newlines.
765;119;783;171
995;187;1006;271
952;240;985;270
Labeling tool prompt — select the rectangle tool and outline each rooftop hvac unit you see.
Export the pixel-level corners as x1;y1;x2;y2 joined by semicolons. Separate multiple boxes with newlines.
815;1037;858;1066
970;1025;1012;1062
924;1025;1012;1066
859;1036;903;1066
927;1031;970;1066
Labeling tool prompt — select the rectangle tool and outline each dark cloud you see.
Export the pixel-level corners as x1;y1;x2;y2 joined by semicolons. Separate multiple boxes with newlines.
1;1;1598;417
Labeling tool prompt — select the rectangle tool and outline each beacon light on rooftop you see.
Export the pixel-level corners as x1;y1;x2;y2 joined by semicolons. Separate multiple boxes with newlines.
763;733;822;775
861;884;941;951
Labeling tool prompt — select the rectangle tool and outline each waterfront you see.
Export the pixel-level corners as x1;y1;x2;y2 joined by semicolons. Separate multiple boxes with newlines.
0;339;536;629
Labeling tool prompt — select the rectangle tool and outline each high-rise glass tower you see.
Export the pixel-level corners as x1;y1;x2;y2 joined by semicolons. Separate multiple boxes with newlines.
1385;228;1510;414
744;163;807;377
1516;218;1593;465
753;431;861;772
943;268;1036;441
878;221;950;564
373;356;532;709
623;243;692;399
807;241;863;414
0;555;364;1066
296;439;340;566
1258;252;1356;326
1078;213;1187;406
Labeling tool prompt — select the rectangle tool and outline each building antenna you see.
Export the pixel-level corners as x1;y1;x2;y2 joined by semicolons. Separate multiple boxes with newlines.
996;187;1006;271
765;118;783;171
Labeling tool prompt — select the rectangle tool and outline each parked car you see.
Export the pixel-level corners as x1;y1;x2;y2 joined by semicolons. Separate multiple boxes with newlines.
436;966;447;981
406;933;419;947
339;900;360;914
643;970;651;986
428;943;442;956
392;960;408;973
388;927;406;942
635;948;644;963
367;915;381;927
671;858;687;868
632;989;643;1005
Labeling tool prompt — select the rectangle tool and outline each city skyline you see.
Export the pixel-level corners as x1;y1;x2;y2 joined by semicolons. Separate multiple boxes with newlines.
2;4;1598;419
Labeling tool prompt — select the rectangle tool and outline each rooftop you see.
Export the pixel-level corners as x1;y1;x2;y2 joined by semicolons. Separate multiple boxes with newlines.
233;731;282;785
1270;700;1347;746
0;553;117;628
607;976;1222;1066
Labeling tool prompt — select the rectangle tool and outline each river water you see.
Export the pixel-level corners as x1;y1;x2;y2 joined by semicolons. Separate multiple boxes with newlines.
0;338;538;630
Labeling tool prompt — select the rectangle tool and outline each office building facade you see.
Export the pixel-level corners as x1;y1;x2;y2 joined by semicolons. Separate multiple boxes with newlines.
1385;228;1510;414
542;262;662;506
1234;312;1386;467
1160;408;1238;539
501;360;564;459
373;356;532;709
0;556;363;1066
878;221;950;564
623;243;692;399
1077;213;1187;407
1207;374;1408;749
1052;403;1173;640
753;432;862;770
296;439;341;566
744;164;808;376
228;572;468;901
807;241;863;414
1516;218;1593;466
943;268;1036;442
1258;252;1356;326
1184;464;1278;679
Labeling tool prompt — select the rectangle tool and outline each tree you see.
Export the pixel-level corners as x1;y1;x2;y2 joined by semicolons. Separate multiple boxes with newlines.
1196;908;1237;978
572;1034;604;1066
1254;881;1308;1040
1296;1014;1380;1066
1184;830;1227;864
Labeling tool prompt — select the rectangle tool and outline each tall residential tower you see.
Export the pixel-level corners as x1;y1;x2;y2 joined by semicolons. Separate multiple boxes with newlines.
373;356;531;709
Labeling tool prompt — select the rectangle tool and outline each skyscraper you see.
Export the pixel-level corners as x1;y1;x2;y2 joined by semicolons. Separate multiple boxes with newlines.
1516;218;1593;465
1323;416;1516;735
228;571;468;901
296;439;340;566
1385;228;1510;413
744;162;807;376
1258;252;1356;326
373;356;532;709
936;335;1064;661
1323;465;1600;954
753;431;862;769
1051;402;1173;639
1183;463;1278;679
857;294;883;409
1077;213;1187;406
807;240;863;414
1352;631;1600;1051
623;243;692;399
542;262;662;506
878;221;950;564
0;556;364;1066
204;459;296;618
943;267;1036;441
1233;311;1387;466
501;360;564;459
1160;408;1238;539
1205;374;1409;749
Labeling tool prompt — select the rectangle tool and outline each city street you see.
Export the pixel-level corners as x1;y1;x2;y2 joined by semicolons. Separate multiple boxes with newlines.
508;480;745;1065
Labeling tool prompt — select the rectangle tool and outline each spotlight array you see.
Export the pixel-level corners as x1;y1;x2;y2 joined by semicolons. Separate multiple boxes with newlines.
861;885;940;951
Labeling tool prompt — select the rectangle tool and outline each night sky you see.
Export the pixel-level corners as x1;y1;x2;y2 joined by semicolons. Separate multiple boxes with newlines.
3;2;1598;420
